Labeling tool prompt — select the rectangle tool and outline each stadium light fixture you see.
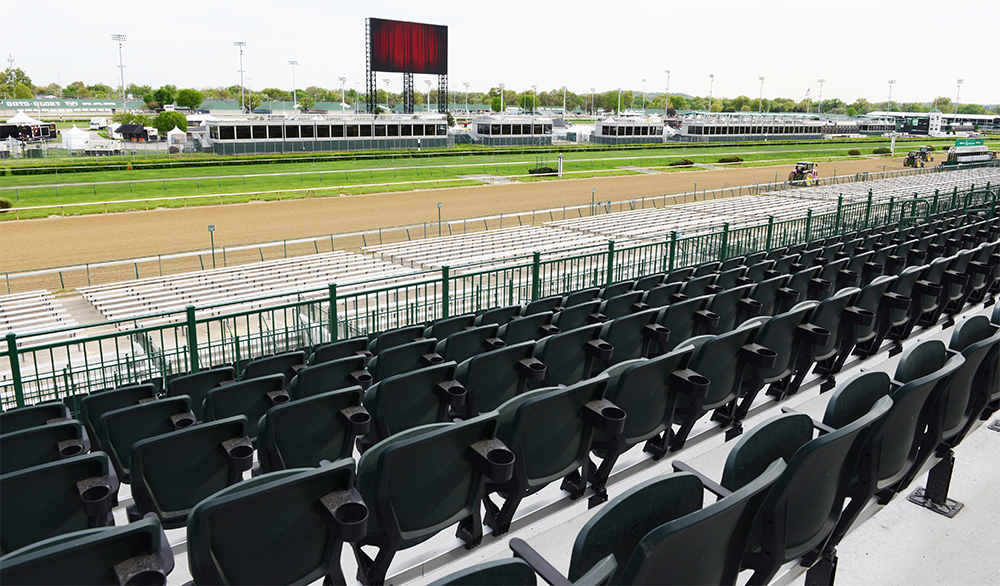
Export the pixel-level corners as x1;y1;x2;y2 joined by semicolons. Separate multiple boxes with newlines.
438;202;443;237
234;42;247;114
383;78;390;110
499;83;505;112
817;79;826;115
562;86;567;118
664;70;670;113
463;81;469;115
111;35;127;111
642;79;646;111
590;87;595;117
887;80;895;112
338;77;347;112
758;76;765;114
531;84;537;114
425;79;432;113
617;87;622;115
708;74;715;112
955;79;964;115
288;61;298;110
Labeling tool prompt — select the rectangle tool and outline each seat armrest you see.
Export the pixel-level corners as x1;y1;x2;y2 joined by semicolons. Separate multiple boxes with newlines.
420;352;445;366
670;369;710;402
795;323;832;346
435;380;468;409
338;405;372;436
672;460;732;497
693;309;720;328
642;323;670;346
585;338;614;361
483;337;507;351
881;291;911;310
538;324;561;337
843;306;876;327
265;390;291;407
780;406;837;434
470;438;515;483
776;287;801;305
587;312;609;324
914;280;944;297
943;270;970;285
319;486;369;543
630;301;651;313
510;538;574;586
740;343;777;369
583;399;627;436
738;297;763;318
169;412;196;430
350;369;374;390
669;292;690;304
705;284;724;295
516;357;548;382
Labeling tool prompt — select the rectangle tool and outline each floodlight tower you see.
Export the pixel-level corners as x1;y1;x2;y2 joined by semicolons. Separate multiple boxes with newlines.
617;87;622;114
562;85;567;117
463;81;469;114
111;35;126;110
817;79;826;114
758;76;765;114
590;87;595;116
234;41;247;114
425;79;432;112
531;84;537;114
708;73;715;111
887;79;896;112
338;77;346;112
499;83;505;112
955;79;964;115
642;79;646;110
288;61;298;109
383;77;390;110
664;70;670;112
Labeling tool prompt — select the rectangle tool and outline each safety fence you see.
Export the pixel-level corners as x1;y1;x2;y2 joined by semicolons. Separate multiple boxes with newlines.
3;181;996;409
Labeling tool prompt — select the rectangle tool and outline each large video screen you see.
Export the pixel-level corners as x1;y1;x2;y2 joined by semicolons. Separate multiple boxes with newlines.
370;18;448;75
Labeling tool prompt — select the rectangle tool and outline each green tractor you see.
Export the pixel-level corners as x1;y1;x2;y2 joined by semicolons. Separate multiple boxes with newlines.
788;161;818;186
903;151;926;168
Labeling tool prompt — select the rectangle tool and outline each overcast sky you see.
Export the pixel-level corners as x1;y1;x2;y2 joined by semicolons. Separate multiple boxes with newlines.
6;0;995;105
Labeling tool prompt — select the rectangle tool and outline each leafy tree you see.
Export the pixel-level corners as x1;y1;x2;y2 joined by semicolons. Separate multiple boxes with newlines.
65;81;91;98
152;85;177;107
298;94;315;111
88;83;113;98
668;95;688;110
245;93;262;113
176;89;204;110
846;107;858;117
1;67;32;97
491;95;502;112
931;96;952;110
113;112;150;126
709;102;723;113
13;83;31;98
40;82;62;97
151;110;187;135
850;98;871;114
957;104;985;115
127;83;152;98
446;111;456;126
261;87;292;102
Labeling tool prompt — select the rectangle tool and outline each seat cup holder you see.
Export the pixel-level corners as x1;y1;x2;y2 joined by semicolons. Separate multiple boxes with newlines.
333;501;369;542
352;371;374;388
114;556;168;586
122;570;166;586
266;390;291;406
486;448;515;482
79;484;112;517
601;406;627;436
222;437;254;473
742;344;778;369
516;358;548;382
423;353;445;365
58;439;85;458
446;386;467;408
347;410;372;436
170;413;196;430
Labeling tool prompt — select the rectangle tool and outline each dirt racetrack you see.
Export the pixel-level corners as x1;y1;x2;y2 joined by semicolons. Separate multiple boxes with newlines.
1;158;902;284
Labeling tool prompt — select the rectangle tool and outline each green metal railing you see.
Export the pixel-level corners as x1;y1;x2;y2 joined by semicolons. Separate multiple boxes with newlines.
2;181;996;409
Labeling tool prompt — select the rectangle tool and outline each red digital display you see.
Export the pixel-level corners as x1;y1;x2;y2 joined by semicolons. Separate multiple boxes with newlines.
370;18;448;75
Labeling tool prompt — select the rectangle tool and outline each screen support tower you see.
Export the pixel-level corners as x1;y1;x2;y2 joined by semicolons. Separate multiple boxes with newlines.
366;18;377;113
403;73;414;114
438;74;448;114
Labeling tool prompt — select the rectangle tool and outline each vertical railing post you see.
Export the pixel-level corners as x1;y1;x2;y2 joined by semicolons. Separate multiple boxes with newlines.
888;196;895;223
805;209;813;243
865;192;873;228
328;283;339;342
186;305;199;374
6;333;25;408
531;252;541;300
720;223;730;260
952;186;958;210
441;266;450;319
606;240;615;286
668;231;677;273
933;189;939;214
766;215;774;251
835;195;843;233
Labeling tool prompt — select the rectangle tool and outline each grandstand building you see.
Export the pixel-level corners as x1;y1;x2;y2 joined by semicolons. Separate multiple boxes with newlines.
590;113;665;145
469;114;553;146
205;113;449;155
870;110;1000;133
677;114;826;142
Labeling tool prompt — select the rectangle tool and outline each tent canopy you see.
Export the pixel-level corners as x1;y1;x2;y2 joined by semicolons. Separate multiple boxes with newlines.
7;110;43;125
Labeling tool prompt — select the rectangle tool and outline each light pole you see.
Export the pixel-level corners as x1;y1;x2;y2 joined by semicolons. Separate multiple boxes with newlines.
590;87;595;117
758;76;765;114
955;79;964;116
383;77;390;111
338;77;346;113
463;81;469;115
437;202;442;237
111;35;126;111
664;70;671;113
234;41;247;114
531;84;537;114
617;87;622;115
562;85;567;118
817;79;826;114
499;83;504;112
642;79;646;111
887;79;895;112
208;225;216;268
288;61;298;110
424;79;432;112
708;74;715;112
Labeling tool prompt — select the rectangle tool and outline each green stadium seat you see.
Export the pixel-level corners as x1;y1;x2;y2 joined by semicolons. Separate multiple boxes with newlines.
79;383;157;451
308;336;372;365
0;419;91;475
288;355;372;400
533;324;611;386
454;341;545;416
202;373;287;444
166;366;236;422
361;362;463;449
97;395;196;483
367;338;443;382
0;401;71;435
435;324;505;365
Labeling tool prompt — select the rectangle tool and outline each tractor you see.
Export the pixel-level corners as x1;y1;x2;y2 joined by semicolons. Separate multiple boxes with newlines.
903;151;926;168
788;161;818;186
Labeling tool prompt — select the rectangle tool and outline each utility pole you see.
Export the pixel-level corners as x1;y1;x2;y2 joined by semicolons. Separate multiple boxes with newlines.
817;79;826;114
758;76;765;114
708;74;715;111
111;35;127;111
234;41;247;114
288;61;298;110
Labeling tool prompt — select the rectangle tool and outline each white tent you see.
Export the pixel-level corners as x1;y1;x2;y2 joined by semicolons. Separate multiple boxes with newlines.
62;125;89;150
7;110;43;125
167;126;187;145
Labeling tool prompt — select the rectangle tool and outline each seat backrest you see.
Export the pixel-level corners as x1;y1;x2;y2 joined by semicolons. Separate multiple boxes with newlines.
257;387;365;473
203;373;286;443
0;452;120;554
602;347;692;445
599;308;660;364
0;516;173;586
752;303;816;383
805;287;859;360
634;272;665;291
98;395;195;483
600;291;644;320
942;316;1000;440
692;261;721;277
499;312;555;345
308;337;369;364
713;266;747;290
569;461;784;586
476;304;521;326
687;324;760;409
563;287;601;308
601;279;635;300
167;367;236;421
0;402;71;435
369;324;425;354
187;459;362;586
552;300;602;331
289;355;369;400
657;295;711;352
743;260;775;283
80;384;156;451
425;313;476;340
427;558;538;586
243;351;306;386
748;274;788;316
524;294;563;315
0;420;90;475
436;324;502;365
367;338;440;381
455;341;537;414
363;362;459;443
681;273;716;297
664;267;694;283
533;323;604;386
706;284;754;334
641;282;682;309
784;265;823;299
130;415;250;529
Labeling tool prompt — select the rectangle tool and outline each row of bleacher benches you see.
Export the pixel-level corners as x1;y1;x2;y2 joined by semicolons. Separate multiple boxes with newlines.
772;166;1000;203
2;208;1000;585
0;290;78;352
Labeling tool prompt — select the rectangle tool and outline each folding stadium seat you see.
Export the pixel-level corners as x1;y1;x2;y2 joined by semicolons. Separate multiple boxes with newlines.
739;260;774;285
0;401;71;434
597;308;667;366
551;300;606;331
705;284;761;334
765;247;789;261
127;416;253;528
187;460;367;586
0;516;174;586
167;366;236;422
366;338;443;382
533;324;611;386
563;287;601;308
720;402;890;586
783;265;831;304
79;383;157;451
712;265;747;290
719;256;745;272
508;459;784;586
599;291;645;320
0;420;91;475
353;414;514;585
308;336;372;365
368;324;425;355
964;242;1000;305
484;375;623;534
795;248;821;268
435;324;505;364
633;272;665;291
454;342;546;416
827;275;899;374
97;395;196;482
769;254;799;275
256;387;369;474
655;295;717;353
936;249;978;324
669;324;775;451
588;348;706;497
692;261;720;277
664;266;694;283
524;294;563;315
1;452;120;554
475;304;521;326
425;313;475;340
288;355;372;400
427;557;612;586
600;280;635;300
360;362;464;449
202;374;286;444
743;251;767;266
855;265;924;357
498;311;559;345
243;350;306;387
679;273;717;298
816;257;855;296
641;281;682;309
903;258;951;335
845;250;882;286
